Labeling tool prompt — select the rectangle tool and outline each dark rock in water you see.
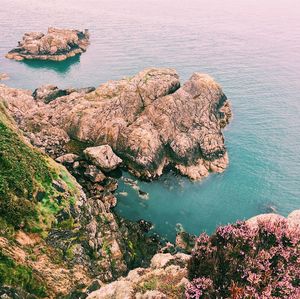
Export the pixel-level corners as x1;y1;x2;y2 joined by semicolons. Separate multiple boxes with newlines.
6;27;90;61
104;167;123;179
138;189;149;200
137;219;153;232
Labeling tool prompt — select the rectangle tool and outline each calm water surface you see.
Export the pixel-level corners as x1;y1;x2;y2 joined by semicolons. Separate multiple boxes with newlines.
1;0;300;240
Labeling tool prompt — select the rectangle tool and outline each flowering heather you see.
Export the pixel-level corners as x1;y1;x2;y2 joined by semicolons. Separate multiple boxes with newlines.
186;219;300;298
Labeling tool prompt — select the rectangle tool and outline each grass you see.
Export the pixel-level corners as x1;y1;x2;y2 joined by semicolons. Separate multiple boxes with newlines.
0;100;79;232
0;250;47;297
135;274;185;298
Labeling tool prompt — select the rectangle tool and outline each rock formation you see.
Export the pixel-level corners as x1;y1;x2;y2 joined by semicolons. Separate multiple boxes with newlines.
0;99;160;298
85;210;300;299
84;145;123;172
6;27;90;61
0;67;232;180
87;253;190;299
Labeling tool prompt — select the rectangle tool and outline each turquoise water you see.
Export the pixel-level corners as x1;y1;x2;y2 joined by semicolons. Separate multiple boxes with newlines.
1;0;300;241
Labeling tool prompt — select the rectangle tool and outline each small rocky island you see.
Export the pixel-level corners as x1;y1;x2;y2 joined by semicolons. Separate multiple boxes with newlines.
5;27;90;61
0;68;231;181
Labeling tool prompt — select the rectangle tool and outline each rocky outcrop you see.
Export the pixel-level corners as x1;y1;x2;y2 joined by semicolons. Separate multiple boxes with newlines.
0;68;232;180
84;145;123;172
6;27;90;61
0;98;160;298
86;210;300;299
32;84;95;104
87;253;190;299
247;210;300;230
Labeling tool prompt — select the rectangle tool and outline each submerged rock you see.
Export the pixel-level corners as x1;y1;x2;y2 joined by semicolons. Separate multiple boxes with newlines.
0;68;231;180
6;27;90;61
138;190;149;200
0;73;9;81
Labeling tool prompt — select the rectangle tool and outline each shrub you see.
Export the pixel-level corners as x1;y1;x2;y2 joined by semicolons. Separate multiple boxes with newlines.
186;219;300;298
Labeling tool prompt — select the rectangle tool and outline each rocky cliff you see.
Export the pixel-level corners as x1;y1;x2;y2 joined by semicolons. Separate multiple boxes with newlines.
0;68;231;180
0;99;159;298
6;28;90;61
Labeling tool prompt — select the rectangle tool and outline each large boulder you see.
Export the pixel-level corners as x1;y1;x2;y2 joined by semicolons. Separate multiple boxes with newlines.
84;145;123;172
6;27;90;61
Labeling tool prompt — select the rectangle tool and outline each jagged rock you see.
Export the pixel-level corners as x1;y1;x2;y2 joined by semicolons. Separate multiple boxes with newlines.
0;98;161;297
84;145;123;172
84;165;106;183
56;153;79;164
6;27;90;61
33;85;95;104
0;68;231;180
33;85;68;103
87;252;190;299
150;253;190;269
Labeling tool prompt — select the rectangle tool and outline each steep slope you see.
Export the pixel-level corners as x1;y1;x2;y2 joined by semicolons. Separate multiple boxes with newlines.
0;100;159;298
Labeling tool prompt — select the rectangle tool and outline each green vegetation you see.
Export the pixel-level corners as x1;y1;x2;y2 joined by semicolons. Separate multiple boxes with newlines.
135;274;185;298
0;250;47;297
0;101;79;232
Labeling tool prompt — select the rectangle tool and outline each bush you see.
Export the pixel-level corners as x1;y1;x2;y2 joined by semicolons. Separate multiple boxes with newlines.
186;219;300;298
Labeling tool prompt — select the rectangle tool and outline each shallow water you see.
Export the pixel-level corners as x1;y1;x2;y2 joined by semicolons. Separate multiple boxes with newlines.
1;0;300;241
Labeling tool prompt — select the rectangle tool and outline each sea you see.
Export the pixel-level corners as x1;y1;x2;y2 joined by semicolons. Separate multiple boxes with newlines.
1;0;300;241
